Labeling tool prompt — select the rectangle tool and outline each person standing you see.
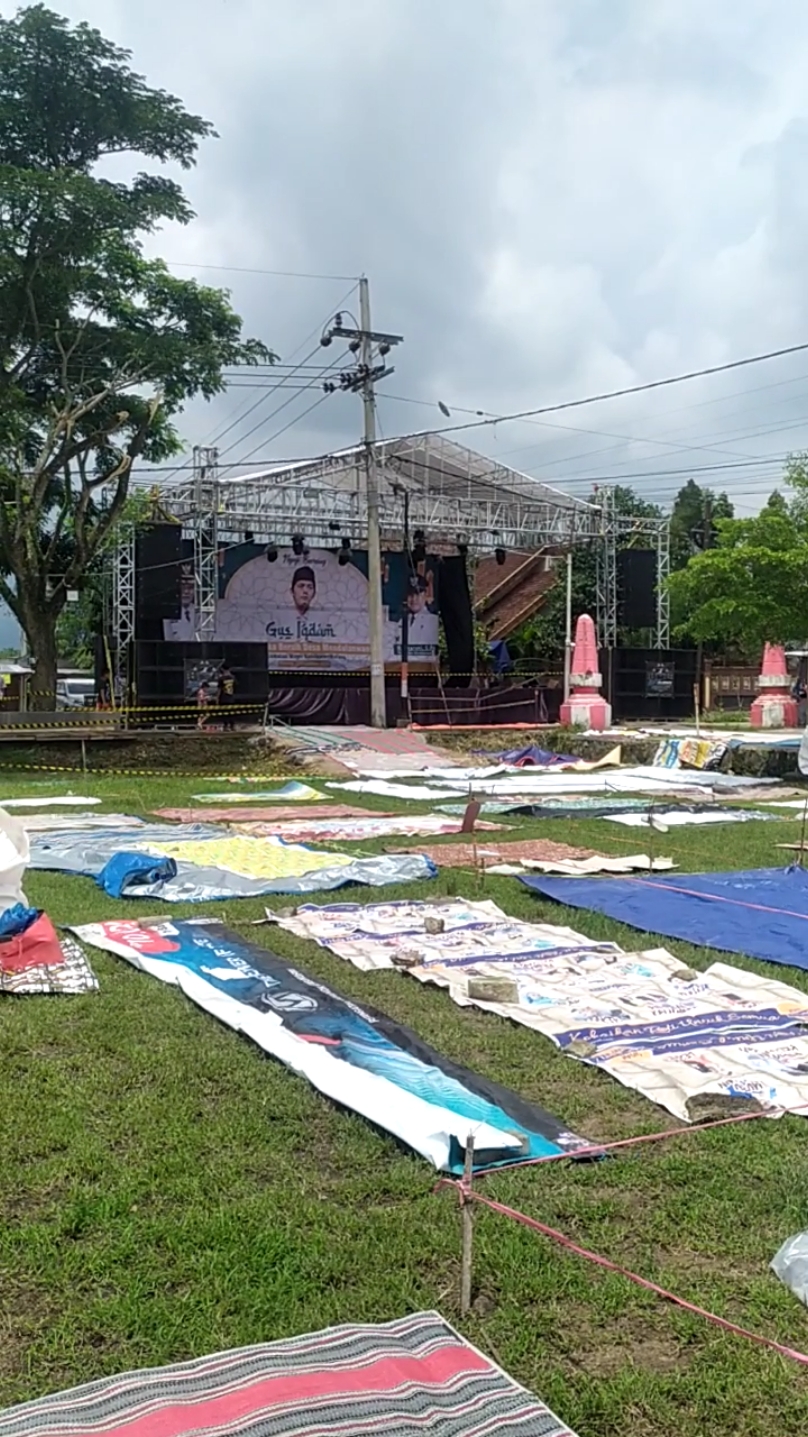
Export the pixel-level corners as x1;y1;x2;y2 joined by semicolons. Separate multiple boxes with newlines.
218;664;236;729
196;681;209;730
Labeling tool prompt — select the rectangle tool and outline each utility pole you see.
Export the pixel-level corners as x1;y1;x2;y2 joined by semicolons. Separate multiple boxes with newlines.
692;494;714;717
359;277;385;728
321;279;402;728
562;549;573;703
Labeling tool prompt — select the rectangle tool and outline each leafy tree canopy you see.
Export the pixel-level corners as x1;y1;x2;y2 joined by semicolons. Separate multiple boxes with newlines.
669;478;734;569
0;4;272;700
667;461;808;654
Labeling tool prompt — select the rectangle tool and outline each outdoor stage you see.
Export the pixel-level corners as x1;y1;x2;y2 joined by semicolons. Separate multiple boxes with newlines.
107;431;671;727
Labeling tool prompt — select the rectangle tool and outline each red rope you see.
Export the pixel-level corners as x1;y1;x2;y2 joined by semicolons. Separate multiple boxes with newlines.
473;1101;808;1179
447;1184;808;1368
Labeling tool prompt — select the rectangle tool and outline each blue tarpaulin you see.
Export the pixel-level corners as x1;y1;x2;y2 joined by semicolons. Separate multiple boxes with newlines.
521;866;808;973
0;904;39;937
98;851;177;898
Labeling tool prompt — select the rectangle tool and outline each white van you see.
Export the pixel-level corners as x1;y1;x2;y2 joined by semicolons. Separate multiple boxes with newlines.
56;677;96;709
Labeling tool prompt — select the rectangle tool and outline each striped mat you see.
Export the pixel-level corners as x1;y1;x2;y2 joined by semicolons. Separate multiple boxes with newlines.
0;1312;577;1436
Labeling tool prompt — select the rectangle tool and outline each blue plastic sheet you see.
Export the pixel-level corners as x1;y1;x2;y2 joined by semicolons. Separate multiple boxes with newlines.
98;851;177;898
0;904;39;937
521;866;808;973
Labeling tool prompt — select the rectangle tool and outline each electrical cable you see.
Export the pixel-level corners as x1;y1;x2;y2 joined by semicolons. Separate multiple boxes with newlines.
420;338;808;440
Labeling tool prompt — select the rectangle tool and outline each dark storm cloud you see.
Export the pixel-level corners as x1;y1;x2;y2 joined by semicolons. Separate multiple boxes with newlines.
6;0;808;512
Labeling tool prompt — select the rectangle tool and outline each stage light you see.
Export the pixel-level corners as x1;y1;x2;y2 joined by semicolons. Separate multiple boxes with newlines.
291;534;306;556
244;530;254;543
266;544;278;563
412;527;427;565
495;547;506;566
338;537;352;566
457;534;469;557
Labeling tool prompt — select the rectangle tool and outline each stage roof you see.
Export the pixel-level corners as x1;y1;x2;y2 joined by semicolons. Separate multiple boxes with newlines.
167;432;602;550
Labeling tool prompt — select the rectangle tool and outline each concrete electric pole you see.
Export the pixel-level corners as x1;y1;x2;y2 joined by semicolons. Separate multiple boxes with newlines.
321;279;402;728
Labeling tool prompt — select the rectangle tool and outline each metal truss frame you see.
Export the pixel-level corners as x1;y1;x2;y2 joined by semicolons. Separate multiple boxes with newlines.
111;522;135;699
594;488;671;650
112;432;672;657
169;434;603;552
595;489;618;651
192;446;219;640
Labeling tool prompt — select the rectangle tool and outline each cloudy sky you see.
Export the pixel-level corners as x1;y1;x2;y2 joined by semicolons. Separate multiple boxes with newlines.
10;0;808;519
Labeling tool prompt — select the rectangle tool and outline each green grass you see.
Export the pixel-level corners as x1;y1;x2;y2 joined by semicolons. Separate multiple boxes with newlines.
2;763;808;1434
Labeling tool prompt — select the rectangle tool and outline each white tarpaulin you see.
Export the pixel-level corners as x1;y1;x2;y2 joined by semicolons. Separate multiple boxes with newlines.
328;767;775;803
0;807;28;908
327;779;462;802
269;898;808;1123
192;782;323;803
484;854;675;875
0;795;101;808
603;808;781;828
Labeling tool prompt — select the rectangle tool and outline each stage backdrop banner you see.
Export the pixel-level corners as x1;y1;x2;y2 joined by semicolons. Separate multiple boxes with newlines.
165;545;440;671
71;918;592;1173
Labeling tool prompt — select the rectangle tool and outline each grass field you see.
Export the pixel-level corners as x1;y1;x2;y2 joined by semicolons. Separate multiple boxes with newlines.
2;759;808;1435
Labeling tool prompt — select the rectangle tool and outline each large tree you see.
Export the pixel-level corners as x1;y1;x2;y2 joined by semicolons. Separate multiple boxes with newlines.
667;470;808;655
0;5;271;702
668;478;734;570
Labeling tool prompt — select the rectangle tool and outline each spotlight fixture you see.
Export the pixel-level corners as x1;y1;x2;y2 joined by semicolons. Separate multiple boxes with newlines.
338;537;353;566
291;534;306;556
266;543;278;563
495;547;506;566
457;533;470;557
412;527;427;565
244;530;254;543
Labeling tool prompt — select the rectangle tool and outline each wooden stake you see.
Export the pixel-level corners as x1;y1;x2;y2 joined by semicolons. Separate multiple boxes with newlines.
460;1134;475;1316
798;799;808;868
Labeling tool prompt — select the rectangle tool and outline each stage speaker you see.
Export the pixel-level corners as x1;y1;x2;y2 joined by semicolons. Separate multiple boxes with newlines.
135;524;183;621
438;555;474;686
618;548;657;629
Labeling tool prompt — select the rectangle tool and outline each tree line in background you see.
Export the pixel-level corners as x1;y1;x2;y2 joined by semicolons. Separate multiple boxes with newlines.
506;461;808;668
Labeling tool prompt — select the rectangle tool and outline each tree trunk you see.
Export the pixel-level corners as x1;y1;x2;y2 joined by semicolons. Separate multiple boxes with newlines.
25;610;59;711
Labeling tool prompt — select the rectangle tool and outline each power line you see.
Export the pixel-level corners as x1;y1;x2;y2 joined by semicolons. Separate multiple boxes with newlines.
419;339;808;441
218;350;349;458
230;391;335;467
205;282;358;453
213;342;326;450
164;261;360;282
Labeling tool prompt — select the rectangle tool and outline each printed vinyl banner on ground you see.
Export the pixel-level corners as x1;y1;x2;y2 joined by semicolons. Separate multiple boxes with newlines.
270;899;808;1123
164;545;439;670
71;919;591;1173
